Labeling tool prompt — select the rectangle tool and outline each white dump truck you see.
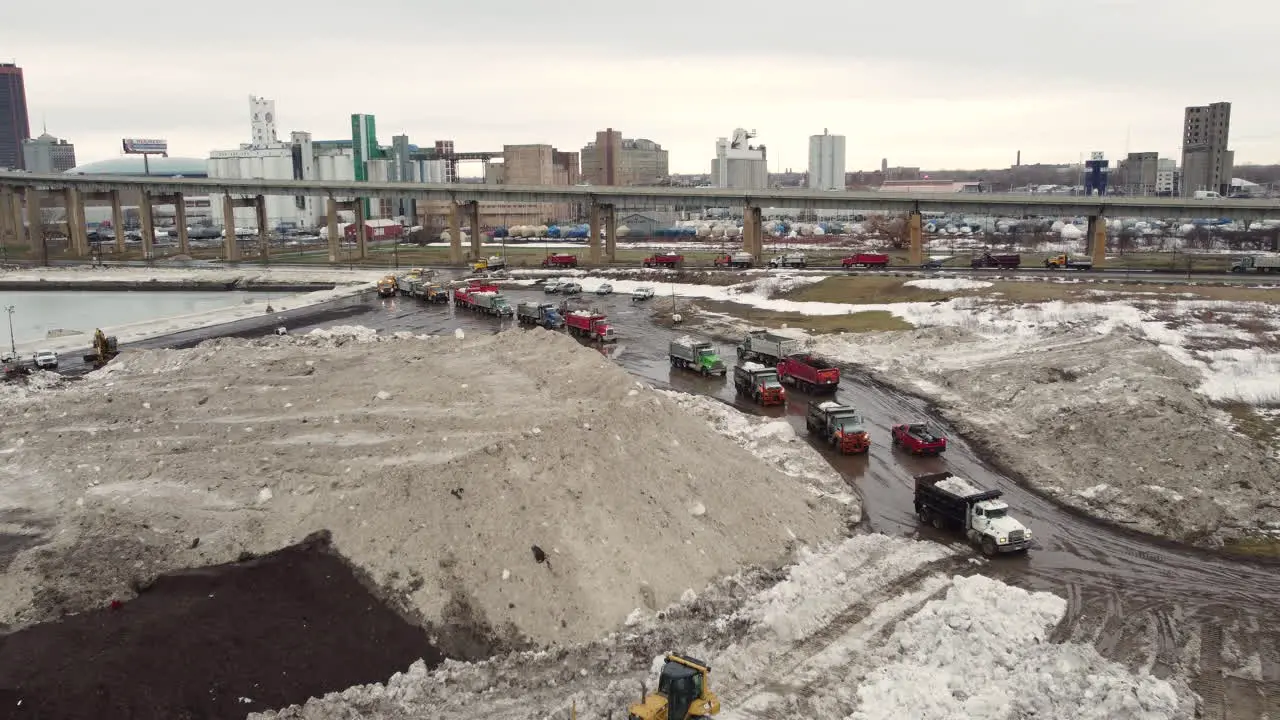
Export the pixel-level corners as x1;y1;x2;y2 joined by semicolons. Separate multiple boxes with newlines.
913;471;1033;555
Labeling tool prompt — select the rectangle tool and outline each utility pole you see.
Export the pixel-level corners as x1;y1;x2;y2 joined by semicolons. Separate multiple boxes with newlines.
5;305;15;360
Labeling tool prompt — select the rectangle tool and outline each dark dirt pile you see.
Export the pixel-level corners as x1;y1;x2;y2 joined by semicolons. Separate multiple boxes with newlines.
0;532;437;720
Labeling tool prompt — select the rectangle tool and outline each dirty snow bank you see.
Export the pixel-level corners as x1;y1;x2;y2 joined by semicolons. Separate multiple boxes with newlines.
660;391;858;510
0;328;846;645
254;535;1192;720
3;266;382;356
803;300;1280;543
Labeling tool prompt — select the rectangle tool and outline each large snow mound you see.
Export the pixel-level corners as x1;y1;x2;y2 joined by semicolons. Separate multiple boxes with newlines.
903;277;993;291
0;328;847;645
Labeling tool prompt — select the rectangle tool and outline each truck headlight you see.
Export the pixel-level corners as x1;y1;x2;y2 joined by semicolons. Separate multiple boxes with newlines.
997;537;1007;543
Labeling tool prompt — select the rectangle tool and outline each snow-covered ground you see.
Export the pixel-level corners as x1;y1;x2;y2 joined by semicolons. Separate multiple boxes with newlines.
1;266;382;356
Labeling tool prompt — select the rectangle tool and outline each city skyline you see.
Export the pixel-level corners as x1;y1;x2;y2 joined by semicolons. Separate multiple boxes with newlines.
5;0;1280;173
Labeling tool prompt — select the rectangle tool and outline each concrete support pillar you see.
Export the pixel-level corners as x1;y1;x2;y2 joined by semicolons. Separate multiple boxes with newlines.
603;204;617;263
64;188;89;257
139;193;156;260
588;202;601;265
255;195;270;263
745;205;763;261
172;193;189;254
467;201;481;259
1088;214;1107;268
110;191;126;255
0;188;15;245
448;203;462;263
354;199;368;261
907;211;923;266
26;190;46;265
326;198;340;263
222;195;240;262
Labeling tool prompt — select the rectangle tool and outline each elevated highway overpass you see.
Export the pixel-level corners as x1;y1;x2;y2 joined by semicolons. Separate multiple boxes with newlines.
2;171;1278;267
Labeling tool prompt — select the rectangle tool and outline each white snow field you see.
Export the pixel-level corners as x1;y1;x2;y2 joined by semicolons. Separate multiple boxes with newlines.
253;534;1193;720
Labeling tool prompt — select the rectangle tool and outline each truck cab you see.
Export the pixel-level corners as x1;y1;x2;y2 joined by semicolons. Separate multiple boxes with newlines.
805;401;870;454
670;337;727;376
768;253;806;268
1044;253;1092;270
734;362;785;405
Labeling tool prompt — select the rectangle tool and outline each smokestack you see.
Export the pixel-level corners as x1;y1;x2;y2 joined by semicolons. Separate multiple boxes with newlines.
1016;150;1021;167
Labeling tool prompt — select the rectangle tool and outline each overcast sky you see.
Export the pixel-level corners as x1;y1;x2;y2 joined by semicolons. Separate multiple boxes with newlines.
6;0;1280;174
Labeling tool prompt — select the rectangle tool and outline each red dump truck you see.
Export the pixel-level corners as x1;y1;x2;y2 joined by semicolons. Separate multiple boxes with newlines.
643;252;683;269
565;310;616;343
453;281;499;307
542;253;579;268
776;354;841;393
841;253;889;268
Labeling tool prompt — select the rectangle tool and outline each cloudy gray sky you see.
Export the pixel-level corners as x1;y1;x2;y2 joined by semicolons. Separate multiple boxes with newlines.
6;0;1279;173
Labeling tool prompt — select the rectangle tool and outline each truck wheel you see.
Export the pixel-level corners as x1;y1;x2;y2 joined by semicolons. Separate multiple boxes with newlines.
980;537;997;556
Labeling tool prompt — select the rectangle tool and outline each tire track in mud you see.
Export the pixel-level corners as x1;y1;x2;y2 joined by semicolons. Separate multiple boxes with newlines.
1197;620;1226;720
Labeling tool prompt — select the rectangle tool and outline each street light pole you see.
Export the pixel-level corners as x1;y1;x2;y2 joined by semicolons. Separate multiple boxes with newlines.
5;305;15;360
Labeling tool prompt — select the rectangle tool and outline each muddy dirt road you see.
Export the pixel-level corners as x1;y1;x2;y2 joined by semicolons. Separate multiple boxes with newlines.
47;282;1280;719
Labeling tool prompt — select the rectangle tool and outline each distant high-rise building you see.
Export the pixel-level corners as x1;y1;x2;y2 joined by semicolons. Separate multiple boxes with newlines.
711;128;767;190
21;132;77;173
581;129;669;186
807;129;846;191
1155;158;1180;197
1181;102;1233;196
0;63;31;170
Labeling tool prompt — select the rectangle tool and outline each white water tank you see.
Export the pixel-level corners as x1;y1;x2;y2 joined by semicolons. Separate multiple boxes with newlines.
711;225;725;238
536;225;549;237
696;224;711;238
616;225;630;238
1060;224;1084;240
726;225;741;238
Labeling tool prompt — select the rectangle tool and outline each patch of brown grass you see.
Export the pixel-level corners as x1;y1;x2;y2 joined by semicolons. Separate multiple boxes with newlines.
1216;403;1280;450
698;300;913;333
1222;536;1280;559
789;275;1280;305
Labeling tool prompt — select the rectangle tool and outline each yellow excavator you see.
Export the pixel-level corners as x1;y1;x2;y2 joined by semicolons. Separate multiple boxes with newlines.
82;329;119;369
626;654;720;720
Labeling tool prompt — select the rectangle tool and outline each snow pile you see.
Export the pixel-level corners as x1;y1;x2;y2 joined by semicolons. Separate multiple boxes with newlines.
849;575;1191;720
659;391;858;510
934;475;982;496
0;370;65;403
0;329;847;644
297;325;381;345
903;277;993;291
251;534;1194;720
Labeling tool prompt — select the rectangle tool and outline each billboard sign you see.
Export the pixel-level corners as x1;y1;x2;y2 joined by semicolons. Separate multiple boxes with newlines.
122;138;168;155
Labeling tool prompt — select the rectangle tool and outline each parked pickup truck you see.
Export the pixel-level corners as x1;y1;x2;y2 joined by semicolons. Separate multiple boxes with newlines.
913;471;1032;555
806;402;870;454
841;253;889;268
776;353;840;393
970;252;1020;269
1044;253;1093;270
734;362;785;405
669;336;727;376
541;253;579;268
565;311;616;343
516;301;565;329
1231;255;1280;273
714;252;754;268
891;422;947;455
768;253;806;269
737;330;800;365
643;253;683;269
